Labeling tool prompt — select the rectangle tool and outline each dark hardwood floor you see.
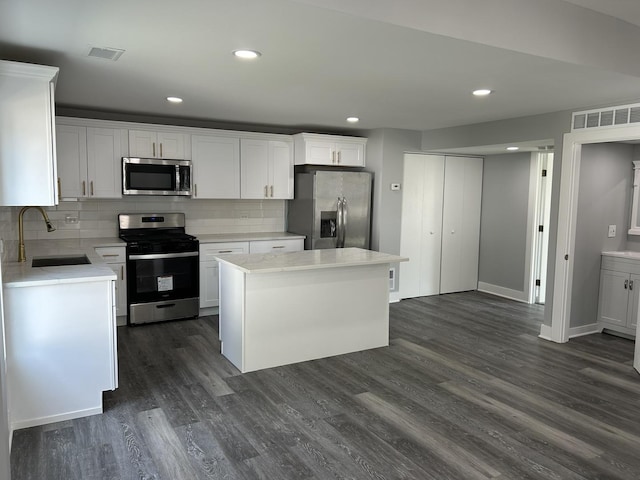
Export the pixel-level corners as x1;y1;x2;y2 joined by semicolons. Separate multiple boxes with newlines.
10;291;640;479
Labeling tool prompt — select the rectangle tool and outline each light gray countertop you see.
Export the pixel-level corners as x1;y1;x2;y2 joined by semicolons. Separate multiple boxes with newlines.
602;250;640;259
196;232;305;243
215;247;408;274
3;238;123;288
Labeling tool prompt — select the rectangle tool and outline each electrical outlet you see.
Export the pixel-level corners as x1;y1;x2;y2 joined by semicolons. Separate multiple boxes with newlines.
608;224;616;238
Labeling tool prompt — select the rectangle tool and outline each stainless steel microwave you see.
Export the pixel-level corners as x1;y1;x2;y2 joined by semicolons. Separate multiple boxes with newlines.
122;157;192;196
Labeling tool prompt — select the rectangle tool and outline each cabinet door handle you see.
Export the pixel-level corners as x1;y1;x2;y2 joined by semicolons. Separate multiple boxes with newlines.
90;180;94;196
332;151;336;164
82;180;86;196
160;143;163;158
264;185;268;197
152;142;156;157
102;254;119;258
270;185;274;197
337;151;341;164
625;279;629;289
630;280;634;291
272;245;285;249
57;177;61;202
120;265;124;280
218;250;233;253
194;184;198;197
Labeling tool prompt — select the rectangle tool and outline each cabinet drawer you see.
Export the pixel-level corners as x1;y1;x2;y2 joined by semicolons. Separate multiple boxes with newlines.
95;246;126;263
249;239;304;254
200;242;249;261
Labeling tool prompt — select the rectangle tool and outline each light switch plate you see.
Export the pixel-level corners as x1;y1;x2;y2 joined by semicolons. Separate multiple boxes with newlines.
608;224;616;238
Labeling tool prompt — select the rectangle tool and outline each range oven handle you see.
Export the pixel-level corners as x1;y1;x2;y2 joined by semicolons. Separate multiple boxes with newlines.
129;251;199;260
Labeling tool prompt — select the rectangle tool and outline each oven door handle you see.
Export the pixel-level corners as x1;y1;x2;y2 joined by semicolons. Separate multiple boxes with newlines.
128;251;199;260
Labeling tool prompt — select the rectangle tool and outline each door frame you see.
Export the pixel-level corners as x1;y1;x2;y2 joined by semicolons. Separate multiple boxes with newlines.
548;123;640;343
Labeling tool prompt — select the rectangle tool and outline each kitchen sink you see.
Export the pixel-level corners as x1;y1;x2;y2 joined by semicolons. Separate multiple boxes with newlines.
32;254;91;267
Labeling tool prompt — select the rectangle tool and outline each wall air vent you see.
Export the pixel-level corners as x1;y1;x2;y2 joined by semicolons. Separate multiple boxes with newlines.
87;46;125;61
572;102;640;131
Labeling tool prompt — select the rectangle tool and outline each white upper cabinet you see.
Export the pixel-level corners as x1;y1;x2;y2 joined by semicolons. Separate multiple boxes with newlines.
240;139;293;199
0;60;59;206
56;120;125;199
293;133;367;167
128;129;189;159
191;134;240;199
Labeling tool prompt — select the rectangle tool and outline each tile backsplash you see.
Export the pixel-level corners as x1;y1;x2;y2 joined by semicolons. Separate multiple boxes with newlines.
6;198;286;244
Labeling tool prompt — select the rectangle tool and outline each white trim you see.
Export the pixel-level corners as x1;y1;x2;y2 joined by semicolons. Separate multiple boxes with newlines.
389;291;401;303
525;154;538;304
10;406;103;431
539;323;553;341
477;282;528;303
568;323;602;338
552;122;640;345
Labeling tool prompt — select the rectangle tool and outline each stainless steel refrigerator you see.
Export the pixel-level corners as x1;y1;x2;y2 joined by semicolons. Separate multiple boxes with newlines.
287;170;372;250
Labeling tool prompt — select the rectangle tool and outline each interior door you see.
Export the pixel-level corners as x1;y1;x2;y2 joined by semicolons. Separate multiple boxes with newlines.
440;156;483;294
399;154;445;298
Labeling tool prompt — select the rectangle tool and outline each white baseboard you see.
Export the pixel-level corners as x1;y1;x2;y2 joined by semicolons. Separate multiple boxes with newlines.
10;406;103;432
538;323;553;341
389;291;401;303
477;282;528;303
568;323;602;339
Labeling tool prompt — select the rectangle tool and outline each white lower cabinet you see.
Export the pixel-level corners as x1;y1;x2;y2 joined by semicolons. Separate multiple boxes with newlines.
598;254;640;337
199;238;304;309
95;247;127;324
4;278;118;430
249;238;304;254
200;242;249;308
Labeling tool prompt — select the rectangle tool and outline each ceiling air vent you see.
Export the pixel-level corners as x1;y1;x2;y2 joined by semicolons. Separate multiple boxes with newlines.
570;102;640;131
87;46;125;61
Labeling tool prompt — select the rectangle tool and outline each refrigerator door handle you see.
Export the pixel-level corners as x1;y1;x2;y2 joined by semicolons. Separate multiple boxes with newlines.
336;197;343;248
341;197;348;247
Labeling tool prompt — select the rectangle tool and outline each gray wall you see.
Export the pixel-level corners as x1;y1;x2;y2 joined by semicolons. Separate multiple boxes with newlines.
571;143;633;328
365;128;422;292
421;109;573;326
479;152;531;291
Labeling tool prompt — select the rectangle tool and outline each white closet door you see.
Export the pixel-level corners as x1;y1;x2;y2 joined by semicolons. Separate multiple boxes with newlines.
440;156;483;294
400;154;444;298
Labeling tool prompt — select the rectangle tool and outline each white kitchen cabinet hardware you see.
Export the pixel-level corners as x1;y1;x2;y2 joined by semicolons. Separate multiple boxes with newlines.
56;123;126;199
0;60;59;206
192;135;240;199
598;253;640;337
293;133;367;167
128;129;188;159
400;154;483;298
240;139;293;199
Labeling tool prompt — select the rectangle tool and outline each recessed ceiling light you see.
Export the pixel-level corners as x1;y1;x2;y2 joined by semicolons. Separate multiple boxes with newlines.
233;49;261;59
346;117;359;123
472;89;493;96
506;146;519;151
166;96;183;104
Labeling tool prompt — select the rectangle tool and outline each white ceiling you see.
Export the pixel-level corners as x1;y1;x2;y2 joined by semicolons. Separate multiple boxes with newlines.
3;0;640;133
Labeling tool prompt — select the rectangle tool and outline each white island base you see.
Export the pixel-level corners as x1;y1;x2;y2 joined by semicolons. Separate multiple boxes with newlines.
217;248;407;373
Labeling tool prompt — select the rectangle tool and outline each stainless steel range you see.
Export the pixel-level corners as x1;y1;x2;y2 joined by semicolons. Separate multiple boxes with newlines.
119;213;199;325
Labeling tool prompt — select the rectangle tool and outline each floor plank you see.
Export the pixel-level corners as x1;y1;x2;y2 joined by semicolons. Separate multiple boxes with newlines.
10;291;640;480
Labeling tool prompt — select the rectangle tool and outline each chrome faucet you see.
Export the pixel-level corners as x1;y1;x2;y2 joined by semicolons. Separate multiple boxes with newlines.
18;206;56;262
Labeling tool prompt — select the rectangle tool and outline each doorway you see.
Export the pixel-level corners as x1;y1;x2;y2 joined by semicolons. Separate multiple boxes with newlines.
550;120;640;343
530;151;554;304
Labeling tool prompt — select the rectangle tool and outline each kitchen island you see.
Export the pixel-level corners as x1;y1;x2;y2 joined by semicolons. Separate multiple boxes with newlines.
215;247;407;373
